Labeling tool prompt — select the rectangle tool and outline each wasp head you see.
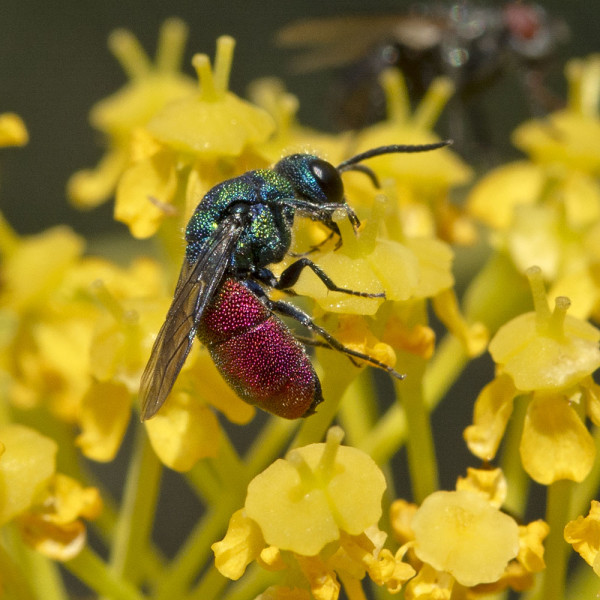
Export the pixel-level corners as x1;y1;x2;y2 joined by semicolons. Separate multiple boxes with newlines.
274;154;345;205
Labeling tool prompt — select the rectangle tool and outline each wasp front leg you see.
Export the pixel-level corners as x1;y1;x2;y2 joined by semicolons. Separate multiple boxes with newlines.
254;259;385;299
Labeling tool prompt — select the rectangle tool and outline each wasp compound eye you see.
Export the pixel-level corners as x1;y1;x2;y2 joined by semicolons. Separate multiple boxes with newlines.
309;158;344;204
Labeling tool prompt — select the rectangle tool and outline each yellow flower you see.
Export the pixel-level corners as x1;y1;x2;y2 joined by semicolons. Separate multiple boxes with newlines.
0;112;28;147
355;71;471;188
564;500;600;576
67;19;196;208
489;266;600;392
465;267;599;483
466;57;600;324
412;489;520;587
291;195;483;368
517;520;549;574
520;394;596;484
16;473;102;561
467;165;600;320
115;35;275;239
147;36;273;157
404;563;454;600
212;508;265;580
463;374;517;462
0;223;92;418
455;467;508;508
0;424;57;525
248;77;351;165
76;381;131;462
347;69;473;243
1;214;247;467
390;470;546;595
390;499;418;546
244;426;385;555
0;425;100;561
213;428;413;598
512;55;600;174
144;388;221;471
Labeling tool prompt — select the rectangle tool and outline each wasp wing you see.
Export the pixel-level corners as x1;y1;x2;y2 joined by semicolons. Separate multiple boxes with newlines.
140;216;244;420
276;14;444;72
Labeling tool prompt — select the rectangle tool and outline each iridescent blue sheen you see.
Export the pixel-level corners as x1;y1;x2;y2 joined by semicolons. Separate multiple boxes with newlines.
274;154;343;204
185;169;296;272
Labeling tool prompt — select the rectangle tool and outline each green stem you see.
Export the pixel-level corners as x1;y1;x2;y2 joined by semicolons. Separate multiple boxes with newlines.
539;480;573;600
110;425;163;587
154;501;239;600
244;416;297;474
65;547;146;600
1;524;67;600
357;333;468;465
0;538;35;600
500;396;529;518
222;563;278;600
186;459;225;505
291;369;351;448
570;426;600;521
185;564;228;600
397;354;438;502
210;432;244;493
337;371;378;446
422;335;468;407
20;550;67;600
566;561;600;600
357;403;406;464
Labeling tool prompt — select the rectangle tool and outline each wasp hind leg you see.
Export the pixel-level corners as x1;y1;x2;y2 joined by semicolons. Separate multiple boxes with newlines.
265;296;404;380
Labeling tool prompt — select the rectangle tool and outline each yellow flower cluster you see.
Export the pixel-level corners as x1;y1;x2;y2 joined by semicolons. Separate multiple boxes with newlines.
465;266;600;484
2;18;600;600
213;428;415;599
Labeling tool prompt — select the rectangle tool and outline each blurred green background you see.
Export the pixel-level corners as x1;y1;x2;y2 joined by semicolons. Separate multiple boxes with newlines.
0;0;597;237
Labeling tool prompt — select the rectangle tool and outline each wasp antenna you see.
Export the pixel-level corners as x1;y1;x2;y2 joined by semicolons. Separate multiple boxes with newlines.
336;140;453;171
337;163;381;188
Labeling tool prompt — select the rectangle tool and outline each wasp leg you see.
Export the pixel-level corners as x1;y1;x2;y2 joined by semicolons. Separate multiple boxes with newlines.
293;334;363;368
264;296;404;380
260;258;385;299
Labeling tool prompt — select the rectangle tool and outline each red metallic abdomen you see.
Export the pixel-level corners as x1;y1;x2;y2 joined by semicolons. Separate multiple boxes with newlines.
197;278;323;419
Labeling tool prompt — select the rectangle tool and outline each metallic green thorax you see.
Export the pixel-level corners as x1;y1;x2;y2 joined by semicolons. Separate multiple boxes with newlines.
185;168;296;273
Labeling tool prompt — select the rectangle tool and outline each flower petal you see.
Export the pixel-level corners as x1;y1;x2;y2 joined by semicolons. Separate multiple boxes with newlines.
520;394;596;484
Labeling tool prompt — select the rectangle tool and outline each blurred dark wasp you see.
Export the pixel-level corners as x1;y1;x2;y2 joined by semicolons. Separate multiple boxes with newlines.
277;2;568;151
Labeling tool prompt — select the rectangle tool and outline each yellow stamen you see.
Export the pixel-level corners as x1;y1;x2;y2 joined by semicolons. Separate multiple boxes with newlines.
413;76;454;131
548;296;571;340
566;55;600;118
155;18;188;72
316;425;344;480
213;35;235;96
193;53;217;101
526;266;552;327
108;29;151;79
381;69;410;124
